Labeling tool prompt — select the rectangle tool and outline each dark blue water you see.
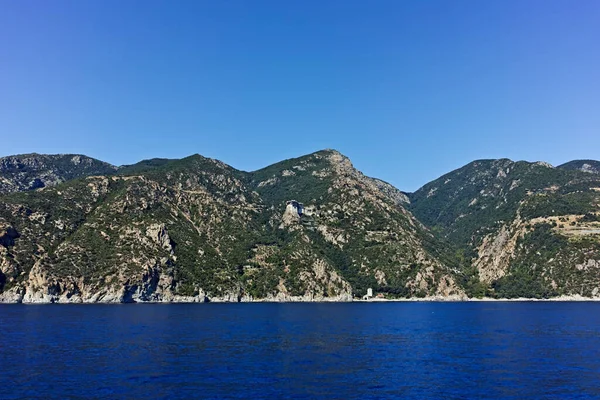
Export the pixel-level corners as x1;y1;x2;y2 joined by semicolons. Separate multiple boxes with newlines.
1;302;600;399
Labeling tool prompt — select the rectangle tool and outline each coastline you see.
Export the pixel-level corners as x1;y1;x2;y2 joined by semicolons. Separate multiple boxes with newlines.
354;295;600;302
2;293;600;304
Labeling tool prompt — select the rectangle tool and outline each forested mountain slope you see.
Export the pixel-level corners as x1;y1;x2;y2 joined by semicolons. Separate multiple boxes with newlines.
0;150;463;303
0;153;117;194
558;160;600;174
409;159;600;298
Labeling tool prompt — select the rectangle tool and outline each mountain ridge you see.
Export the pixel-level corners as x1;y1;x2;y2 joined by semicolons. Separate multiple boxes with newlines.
1;150;599;302
0;149;464;303
4;150;597;194
0;153;118;194
557;159;600;174
408;157;600;298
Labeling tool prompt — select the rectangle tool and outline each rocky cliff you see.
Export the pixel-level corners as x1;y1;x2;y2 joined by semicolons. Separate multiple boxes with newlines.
558;160;600;175
0;153;117;194
0;150;463;303
409;158;600;298
3;150;598;302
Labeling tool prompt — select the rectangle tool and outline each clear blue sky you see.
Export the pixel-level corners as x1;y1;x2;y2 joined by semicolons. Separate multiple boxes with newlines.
1;0;599;191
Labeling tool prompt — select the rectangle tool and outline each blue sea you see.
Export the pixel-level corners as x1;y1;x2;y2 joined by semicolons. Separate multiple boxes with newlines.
1;302;600;399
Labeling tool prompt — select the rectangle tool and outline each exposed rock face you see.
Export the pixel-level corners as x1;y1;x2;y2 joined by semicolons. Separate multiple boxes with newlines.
409;158;600;298
558;160;600;175
251;149;463;299
368;178;410;205
0;153;117;194
581;164;600;174
281;201;302;226
474;221;522;283
146;223;174;252
4;150;597;302
0;150;464;303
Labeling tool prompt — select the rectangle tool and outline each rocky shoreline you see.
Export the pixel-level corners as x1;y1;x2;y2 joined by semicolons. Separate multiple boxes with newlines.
355;295;600;302
0;287;355;304
2;290;599;304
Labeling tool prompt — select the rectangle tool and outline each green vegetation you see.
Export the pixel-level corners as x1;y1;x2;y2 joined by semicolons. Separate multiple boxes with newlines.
520;192;597;219
117;158;175;175
491;224;564;299
557;160;600;173
409;158;600;298
0;153;117;194
2;151;600;301
250;150;335;206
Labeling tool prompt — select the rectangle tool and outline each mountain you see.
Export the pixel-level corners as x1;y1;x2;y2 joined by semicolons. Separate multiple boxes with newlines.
409;159;600;298
0;150;464;303
0;153;117;194
117;158;177;175
558;160;600;174
4;150;599;302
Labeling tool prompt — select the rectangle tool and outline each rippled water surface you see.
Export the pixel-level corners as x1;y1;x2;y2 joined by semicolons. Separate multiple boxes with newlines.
2;302;600;399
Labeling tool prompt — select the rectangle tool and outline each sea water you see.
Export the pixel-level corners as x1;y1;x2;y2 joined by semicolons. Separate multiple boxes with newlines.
1;302;600;399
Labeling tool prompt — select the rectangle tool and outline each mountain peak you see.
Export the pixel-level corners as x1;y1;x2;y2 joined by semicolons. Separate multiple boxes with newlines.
558;159;600;174
321;148;343;155
0;153;117;194
532;161;554;168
